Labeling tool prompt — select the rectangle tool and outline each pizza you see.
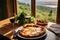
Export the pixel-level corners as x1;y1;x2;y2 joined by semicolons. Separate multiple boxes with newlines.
19;24;46;37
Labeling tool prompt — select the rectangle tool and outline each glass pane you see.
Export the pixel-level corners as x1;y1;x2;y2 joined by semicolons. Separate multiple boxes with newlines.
17;0;31;16
36;0;58;23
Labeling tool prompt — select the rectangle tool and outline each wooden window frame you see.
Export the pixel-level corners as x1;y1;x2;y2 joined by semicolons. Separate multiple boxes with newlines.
10;0;60;24
6;0;17;17
31;0;36;17
14;0;36;17
56;0;60;24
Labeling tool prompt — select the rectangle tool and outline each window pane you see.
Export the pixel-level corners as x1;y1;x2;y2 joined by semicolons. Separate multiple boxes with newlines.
36;0;58;23
17;0;31;16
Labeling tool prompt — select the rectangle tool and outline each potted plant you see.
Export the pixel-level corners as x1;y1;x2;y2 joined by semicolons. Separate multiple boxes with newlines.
16;11;25;25
15;11;36;25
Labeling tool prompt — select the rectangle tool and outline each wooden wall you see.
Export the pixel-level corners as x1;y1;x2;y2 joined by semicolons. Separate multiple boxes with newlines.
6;0;17;17
0;0;8;20
0;0;17;20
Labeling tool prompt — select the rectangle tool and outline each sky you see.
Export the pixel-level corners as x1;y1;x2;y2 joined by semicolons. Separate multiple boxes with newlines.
17;0;58;3
17;0;58;5
17;0;31;4
17;0;58;8
36;0;58;2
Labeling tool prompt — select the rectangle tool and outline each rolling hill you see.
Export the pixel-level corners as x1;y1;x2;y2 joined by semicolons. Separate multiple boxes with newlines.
17;2;57;23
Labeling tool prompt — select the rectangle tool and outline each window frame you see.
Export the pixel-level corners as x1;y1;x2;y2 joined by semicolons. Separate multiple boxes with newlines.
13;0;60;24
56;0;60;24
31;0;36;17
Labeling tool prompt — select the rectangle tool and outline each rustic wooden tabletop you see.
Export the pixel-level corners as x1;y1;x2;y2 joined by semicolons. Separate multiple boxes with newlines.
15;27;60;40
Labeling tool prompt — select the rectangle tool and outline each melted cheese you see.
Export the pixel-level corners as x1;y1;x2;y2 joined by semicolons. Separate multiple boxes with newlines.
21;27;42;36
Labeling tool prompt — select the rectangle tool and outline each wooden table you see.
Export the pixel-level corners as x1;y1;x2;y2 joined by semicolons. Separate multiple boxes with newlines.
14;27;60;40
45;30;60;40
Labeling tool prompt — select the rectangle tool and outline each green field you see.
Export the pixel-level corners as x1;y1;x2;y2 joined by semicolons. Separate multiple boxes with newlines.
17;2;57;23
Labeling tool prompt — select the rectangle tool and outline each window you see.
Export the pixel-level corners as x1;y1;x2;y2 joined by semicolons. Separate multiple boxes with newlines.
36;0;58;23
17;0;58;22
17;0;31;16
